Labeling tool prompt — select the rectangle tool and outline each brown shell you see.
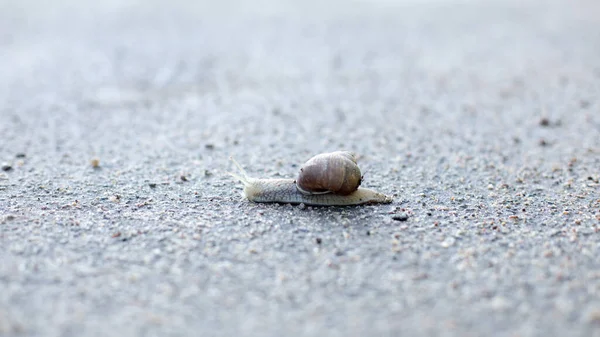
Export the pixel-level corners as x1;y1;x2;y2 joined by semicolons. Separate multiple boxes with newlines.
296;151;362;196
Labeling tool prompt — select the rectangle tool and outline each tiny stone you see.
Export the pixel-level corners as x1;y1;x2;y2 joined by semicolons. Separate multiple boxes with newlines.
205;144;215;150
1;164;12;171
315;237;322;244
392;214;409;222
580;100;591;109
490;296;511;311
149;183;157;188
539;139;548;147
539;117;550;126
91;158;100;168
15;153;26;158
180;175;188;182
586;308;600;324
440;237;455;248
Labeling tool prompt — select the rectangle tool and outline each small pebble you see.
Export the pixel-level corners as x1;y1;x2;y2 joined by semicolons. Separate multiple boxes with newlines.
1;164;12;171
586;308;600;324
392;214;409;222
315;237;322;244
15;153;26;158
440;237;455;248
580;100;591;109
539;117;550;127
149;183;157;188
489;296;511;311
91;158;100;168
205;144;215;150
180;175;188;182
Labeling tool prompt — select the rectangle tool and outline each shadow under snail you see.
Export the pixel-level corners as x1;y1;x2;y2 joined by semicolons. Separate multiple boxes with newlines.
229;151;393;206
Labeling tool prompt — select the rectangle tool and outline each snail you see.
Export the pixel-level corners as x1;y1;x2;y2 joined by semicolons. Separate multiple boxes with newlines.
229;151;393;206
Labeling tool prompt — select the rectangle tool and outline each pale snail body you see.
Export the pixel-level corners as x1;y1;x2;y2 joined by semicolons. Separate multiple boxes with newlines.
229;151;393;206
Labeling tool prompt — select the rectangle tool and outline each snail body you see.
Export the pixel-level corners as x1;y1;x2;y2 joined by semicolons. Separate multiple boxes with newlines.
229;151;392;206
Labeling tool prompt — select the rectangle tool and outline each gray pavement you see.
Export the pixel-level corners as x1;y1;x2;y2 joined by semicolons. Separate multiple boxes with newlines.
1;0;600;336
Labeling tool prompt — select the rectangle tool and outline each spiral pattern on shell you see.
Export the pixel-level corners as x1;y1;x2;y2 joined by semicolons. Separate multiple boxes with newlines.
295;151;362;196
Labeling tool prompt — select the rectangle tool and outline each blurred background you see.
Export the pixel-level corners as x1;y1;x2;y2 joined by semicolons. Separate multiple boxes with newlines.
1;0;598;173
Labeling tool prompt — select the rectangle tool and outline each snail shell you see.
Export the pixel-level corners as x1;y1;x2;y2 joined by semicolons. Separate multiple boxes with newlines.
296;151;362;196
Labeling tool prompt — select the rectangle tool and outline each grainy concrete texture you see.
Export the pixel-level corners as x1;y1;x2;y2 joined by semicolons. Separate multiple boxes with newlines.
1;0;600;336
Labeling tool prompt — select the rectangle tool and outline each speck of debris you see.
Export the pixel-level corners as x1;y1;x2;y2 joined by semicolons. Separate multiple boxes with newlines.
4;215;16;221
580;100;591;109
111;232;121;238
539;138;549;147
91;158;100;168
180;175;188;182
205;144;215;150
539;117;550;127
315;237;322;244
204;170;212;177
15;153;26;158
587;308;600;324
149;183;157;188
392;214;409;222
1;164;12;171
366;230;371;236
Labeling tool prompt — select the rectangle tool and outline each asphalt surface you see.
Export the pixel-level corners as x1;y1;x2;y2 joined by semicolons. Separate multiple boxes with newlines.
1;0;600;336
